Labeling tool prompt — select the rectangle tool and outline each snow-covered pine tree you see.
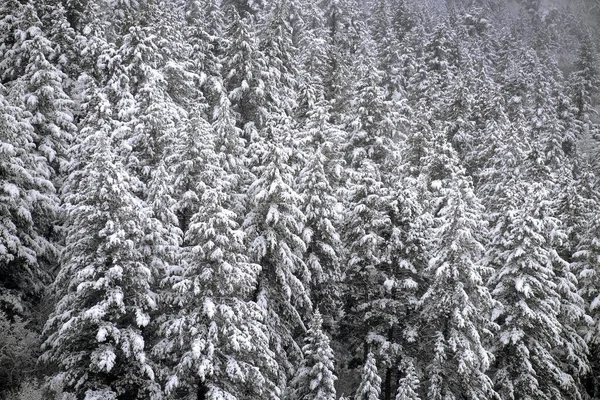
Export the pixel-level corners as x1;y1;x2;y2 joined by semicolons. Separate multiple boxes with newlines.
0;1;76;183
223;7;268;144
341;61;412;390
113;22;186;191
243;116;312;390
259;0;299;119
488;181;589;400
572;184;600;397
288;310;337;400
569;33;599;122
155;140;279;399
182;0;226;115
295;96;344;328
416;141;497;400
0;83;57;318
355;352;382;400
41;126;161;399
320;0;363;125
395;358;420;400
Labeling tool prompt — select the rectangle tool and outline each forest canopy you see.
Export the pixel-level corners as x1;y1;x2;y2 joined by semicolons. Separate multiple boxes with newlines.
1;0;600;399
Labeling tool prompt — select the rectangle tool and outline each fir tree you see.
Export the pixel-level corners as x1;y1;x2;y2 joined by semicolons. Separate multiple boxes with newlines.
156;155;279;399
296;98;344;327
288;310;337;400
223;7;268;143
0;84;57;317
395;358;421;400
355;352;382;400
41;130;161;399
243;117;312;389
489;182;588;400
416;144;497;400
0;1;76;182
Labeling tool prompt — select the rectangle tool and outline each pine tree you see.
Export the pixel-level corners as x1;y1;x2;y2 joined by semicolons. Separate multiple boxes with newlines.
243;117;312;389
288;310;337;400
223;8;268;143
41;130;161;399
416;144;497;400
341;63;413;377
320;0;363;124
355;352;382;400
296;98;344;328
488;181;588;400
0;1;76;184
259;0;300;119
395;358;421;400
0;84;57;317
572;186;600;398
156;151;279;399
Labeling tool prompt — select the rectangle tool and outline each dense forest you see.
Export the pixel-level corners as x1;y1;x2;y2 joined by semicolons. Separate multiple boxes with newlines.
1;0;600;398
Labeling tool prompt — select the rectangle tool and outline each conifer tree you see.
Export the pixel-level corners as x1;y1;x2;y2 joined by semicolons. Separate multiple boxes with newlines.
223;8;268;143
288;310;337;400
296;98;344;327
260;0;300;119
155;149;279;399
243;117;312;388
41;129;161;399
0;84;57;317
0;1;76;182
395;358;421;400
416;144;497;400
355;352;382;400
488;182;588;400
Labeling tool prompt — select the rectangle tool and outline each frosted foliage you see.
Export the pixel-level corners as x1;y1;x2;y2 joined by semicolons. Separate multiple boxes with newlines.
574;202;600;345
84;388;117;400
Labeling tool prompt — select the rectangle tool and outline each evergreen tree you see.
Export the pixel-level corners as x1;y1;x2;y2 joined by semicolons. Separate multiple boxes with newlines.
41;130;161;399
395;358;421;400
259;0;300;119
296;98;344;327
355;352;381;400
288;310;337;400
243;117;312;389
223;8;268;143
0;84;57;317
0;1;76;182
156;152;279;399
416;144;497;400
488;182;588;400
